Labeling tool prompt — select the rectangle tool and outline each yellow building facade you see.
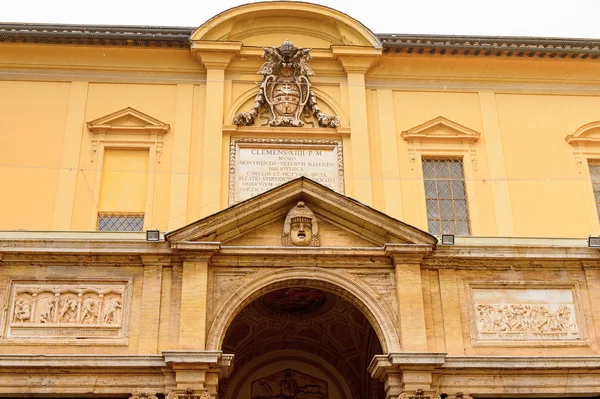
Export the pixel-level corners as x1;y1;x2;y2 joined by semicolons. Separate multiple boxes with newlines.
0;2;600;398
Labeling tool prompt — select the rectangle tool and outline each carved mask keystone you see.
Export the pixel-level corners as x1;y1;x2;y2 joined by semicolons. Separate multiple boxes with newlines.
233;40;340;128
282;201;320;247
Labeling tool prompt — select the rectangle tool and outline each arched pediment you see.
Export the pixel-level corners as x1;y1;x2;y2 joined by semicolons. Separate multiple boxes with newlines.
566;121;600;144
191;1;381;49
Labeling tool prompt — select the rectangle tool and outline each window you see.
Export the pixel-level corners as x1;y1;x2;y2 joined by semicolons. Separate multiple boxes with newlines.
97;212;145;232
588;161;600;221
422;158;470;235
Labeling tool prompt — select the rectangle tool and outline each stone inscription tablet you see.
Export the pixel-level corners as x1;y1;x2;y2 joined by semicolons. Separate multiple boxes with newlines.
229;138;344;203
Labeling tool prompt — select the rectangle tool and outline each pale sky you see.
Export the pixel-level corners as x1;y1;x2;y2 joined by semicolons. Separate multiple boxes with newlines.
2;0;600;39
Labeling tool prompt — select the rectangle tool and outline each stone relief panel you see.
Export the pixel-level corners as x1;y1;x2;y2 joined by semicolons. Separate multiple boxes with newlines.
467;282;587;346
251;369;327;399
2;279;131;345
229;138;344;204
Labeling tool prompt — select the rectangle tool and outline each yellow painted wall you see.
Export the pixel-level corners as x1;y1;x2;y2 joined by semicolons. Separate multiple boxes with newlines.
1;30;600;239
496;94;600;237
0;81;70;230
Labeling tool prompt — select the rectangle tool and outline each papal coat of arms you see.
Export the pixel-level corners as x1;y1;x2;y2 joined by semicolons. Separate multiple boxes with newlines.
233;40;340;128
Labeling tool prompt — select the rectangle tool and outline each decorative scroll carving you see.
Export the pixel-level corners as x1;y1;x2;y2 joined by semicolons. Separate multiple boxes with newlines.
167;389;211;399
399;389;441;399
3;280;130;343
233;40;339;128
130;393;159;399
282;201;320;247
469;284;585;344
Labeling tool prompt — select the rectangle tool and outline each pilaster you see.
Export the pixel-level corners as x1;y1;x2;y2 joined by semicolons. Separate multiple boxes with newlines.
179;258;211;350
334;47;380;206
192;43;240;217
138;256;169;353
377;89;403;219
478;91;515;235
51;81;89;230
387;245;432;352
168;84;195;230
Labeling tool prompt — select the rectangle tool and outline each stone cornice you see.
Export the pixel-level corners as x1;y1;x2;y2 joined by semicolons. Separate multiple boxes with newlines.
0;354;167;368
441;355;600;369
369;353;600;379
1;24;599;60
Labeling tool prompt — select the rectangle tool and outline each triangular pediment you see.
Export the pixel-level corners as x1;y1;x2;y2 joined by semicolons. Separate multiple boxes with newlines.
165;178;436;247
401;116;480;142
566;121;600;144
87;107;170;134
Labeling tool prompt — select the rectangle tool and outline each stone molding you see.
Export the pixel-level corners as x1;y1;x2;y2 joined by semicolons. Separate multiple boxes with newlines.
205;266;402;353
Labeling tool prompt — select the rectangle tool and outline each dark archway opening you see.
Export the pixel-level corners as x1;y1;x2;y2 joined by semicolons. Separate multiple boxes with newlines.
219;287;385;399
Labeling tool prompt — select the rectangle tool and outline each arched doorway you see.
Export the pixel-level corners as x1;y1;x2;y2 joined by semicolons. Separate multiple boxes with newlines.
217;285;387;399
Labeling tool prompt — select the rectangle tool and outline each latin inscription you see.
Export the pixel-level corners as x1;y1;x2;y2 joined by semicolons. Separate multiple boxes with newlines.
230;139;344;203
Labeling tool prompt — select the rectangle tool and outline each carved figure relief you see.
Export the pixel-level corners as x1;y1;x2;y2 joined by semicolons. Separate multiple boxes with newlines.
476;304;578;336
251;369;327;399
233;40;340;128
282;201;320;247
470;286;583;343
3;280;130;343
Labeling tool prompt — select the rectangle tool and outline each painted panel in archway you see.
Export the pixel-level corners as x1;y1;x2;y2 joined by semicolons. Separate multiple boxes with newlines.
252;369;327;399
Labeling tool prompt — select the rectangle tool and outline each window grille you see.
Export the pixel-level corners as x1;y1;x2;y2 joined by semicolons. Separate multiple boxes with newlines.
422;158;470;236
589;161;600;221
97;212;144;232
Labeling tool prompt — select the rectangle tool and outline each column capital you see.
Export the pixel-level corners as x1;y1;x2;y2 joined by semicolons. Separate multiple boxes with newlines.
369;353;446;399
332;45;381;74
191;41;242;69
385;244;433;264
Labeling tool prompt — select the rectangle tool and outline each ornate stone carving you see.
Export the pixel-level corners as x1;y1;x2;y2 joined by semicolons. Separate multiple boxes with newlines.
476;303;578;336
167;389;211;399
129;393;158;399
469;284;585;344
251;369;328;399
282;201;320;247
3;280;130;344
233;40;340;128
399;389;441;399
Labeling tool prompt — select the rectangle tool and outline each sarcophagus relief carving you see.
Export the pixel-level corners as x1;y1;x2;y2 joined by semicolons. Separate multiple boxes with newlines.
2;279;131;345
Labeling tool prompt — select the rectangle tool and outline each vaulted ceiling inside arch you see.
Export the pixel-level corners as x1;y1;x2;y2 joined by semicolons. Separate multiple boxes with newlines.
221;288;384;399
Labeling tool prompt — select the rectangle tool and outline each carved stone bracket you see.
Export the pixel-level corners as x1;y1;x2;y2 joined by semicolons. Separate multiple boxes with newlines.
233;40;339;128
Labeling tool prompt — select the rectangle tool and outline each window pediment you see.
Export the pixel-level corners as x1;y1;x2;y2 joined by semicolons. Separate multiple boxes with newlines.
87;107;170;135
565;121;600;145
401;116;480;143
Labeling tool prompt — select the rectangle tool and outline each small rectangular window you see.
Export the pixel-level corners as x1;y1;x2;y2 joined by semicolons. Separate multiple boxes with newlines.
422;158;470;235
97;212;144;232
588;161;600;221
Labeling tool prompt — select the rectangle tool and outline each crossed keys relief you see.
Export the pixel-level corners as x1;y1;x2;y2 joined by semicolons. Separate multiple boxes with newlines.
233;40;340;129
